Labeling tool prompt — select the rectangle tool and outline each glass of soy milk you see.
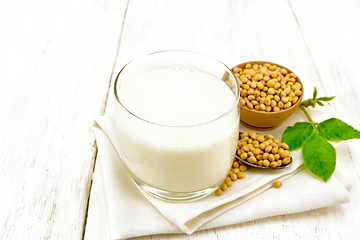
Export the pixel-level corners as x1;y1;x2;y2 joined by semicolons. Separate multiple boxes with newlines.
113;50;240;202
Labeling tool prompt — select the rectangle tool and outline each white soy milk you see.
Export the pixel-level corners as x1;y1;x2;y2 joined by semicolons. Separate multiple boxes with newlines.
115;66;239;192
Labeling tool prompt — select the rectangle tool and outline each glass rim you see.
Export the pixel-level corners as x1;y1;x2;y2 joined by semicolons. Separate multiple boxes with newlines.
113;50;240;128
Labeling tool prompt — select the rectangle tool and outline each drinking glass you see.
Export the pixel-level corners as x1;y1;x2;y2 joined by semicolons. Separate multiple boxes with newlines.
113;50;240;202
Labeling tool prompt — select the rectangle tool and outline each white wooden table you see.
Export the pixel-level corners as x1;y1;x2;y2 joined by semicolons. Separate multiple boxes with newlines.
1;0;360;239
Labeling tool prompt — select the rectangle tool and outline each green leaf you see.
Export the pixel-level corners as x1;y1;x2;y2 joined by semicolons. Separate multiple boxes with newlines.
302;133;336;181
281;122;315;150
313;87;318;100
318;118;360;141
317;96;336;102
315;100;324;106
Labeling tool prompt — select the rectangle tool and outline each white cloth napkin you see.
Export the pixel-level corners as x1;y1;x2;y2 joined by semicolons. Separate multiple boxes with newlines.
93;103;351;239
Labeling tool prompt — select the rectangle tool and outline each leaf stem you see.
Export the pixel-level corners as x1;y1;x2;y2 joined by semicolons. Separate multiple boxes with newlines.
300;105;314;123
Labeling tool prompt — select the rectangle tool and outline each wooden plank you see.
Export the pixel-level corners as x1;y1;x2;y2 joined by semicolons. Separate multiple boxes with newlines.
0;0;128;239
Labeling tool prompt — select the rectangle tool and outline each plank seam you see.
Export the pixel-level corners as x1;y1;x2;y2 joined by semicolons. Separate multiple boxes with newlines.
287;0;328;96
81;1;131;239
101;0;131;115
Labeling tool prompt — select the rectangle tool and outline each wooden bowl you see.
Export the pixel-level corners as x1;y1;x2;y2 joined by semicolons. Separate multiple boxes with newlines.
233;61;304;130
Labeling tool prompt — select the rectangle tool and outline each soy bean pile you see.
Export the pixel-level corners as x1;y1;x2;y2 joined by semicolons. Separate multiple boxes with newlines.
232;62;303;112
237;131;292;168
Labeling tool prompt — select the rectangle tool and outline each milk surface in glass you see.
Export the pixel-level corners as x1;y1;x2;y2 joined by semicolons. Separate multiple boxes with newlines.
116;65;239;192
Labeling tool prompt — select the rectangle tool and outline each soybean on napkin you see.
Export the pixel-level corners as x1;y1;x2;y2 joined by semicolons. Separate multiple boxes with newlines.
93;103;351;239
